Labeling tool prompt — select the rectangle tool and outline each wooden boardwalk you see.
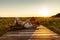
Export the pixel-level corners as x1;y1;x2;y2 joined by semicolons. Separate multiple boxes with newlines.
0;25;60;40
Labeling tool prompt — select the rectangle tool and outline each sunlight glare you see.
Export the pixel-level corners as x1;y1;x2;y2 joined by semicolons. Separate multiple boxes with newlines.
39;8;52;17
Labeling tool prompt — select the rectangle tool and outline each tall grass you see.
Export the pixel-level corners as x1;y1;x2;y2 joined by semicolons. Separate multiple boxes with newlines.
38;17;60;35
0;18;14;36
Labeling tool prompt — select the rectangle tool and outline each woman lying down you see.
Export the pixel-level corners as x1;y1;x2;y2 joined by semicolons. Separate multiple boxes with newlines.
13;17;40;29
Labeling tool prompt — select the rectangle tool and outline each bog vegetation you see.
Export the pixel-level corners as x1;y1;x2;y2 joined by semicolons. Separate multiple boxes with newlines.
38;17;60;35
0;17;60;36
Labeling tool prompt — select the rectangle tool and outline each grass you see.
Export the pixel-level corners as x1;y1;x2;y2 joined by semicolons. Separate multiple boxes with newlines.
38;17;60;35
0;18;14;36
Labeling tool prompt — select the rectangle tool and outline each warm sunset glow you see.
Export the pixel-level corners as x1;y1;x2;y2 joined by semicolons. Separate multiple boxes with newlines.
39;8;52;17
0;0;60;17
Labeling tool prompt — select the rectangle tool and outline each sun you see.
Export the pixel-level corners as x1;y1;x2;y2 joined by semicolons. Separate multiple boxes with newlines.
39;8;51;17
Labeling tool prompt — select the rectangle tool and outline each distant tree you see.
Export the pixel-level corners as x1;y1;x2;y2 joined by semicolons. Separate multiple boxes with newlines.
52;13;60;17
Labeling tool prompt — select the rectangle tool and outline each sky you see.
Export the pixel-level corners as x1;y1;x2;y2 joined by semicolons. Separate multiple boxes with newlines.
0;0;60;17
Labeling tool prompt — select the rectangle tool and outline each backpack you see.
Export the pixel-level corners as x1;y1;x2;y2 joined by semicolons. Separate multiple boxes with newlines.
23;21;33;28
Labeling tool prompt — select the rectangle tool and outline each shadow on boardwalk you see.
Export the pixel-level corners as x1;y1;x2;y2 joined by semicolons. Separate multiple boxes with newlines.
0;25;60;40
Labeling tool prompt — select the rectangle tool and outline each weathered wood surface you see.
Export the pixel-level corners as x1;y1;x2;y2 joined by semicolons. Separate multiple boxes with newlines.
0;25;60;40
